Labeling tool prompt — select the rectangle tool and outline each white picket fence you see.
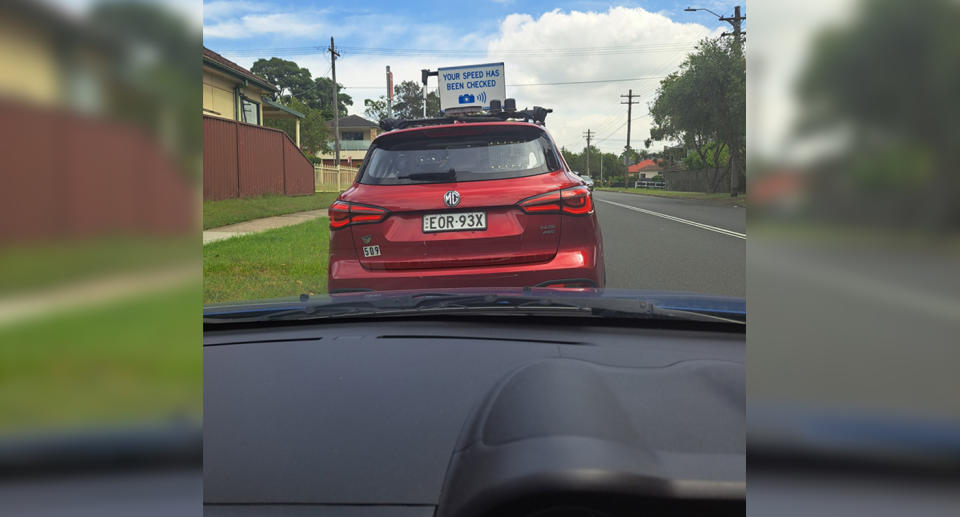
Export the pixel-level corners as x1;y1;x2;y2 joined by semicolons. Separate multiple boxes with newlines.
314;164;359;192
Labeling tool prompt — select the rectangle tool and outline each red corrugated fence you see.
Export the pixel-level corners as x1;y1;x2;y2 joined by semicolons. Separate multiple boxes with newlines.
0;99;194;242
203;115;313;200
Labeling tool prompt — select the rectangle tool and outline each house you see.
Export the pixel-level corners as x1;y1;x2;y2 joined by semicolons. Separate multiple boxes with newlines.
0;0;117;114
202;47;314;200
317;114;383;166
627;159;663;179
202;47;304;146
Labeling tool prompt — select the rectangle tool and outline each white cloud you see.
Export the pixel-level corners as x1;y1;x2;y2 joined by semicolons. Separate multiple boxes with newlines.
227;6;720;157
482;7;718;154
203;1;268;21
328;7;718;156
204;11;333;39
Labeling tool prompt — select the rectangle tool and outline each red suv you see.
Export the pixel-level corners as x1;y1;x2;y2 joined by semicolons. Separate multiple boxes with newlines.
328;111;604;292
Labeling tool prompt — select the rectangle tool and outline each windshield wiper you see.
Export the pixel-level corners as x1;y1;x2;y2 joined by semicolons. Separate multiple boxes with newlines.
396;169;457;181
204;293;744;325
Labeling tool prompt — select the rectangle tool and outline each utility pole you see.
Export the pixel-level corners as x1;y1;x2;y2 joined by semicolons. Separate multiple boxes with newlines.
684;5;746;196
385;65;393;118
329;36;340;165
582;129;593;176
600;152;604;184
727;5;744;197
621;89;639;187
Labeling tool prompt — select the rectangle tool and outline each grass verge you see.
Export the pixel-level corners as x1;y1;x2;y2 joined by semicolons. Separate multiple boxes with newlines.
596;187;745;205
0;283;201;433
0;237;194;296
203;192;339;229
204;217;329;304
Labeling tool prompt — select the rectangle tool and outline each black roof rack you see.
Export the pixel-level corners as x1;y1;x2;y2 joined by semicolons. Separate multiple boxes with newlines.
379;106;553;132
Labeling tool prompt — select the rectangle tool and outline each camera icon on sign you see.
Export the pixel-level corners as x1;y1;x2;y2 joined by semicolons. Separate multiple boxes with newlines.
458;93;475;104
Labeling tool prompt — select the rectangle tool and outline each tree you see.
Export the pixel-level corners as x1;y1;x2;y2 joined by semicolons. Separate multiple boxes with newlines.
683;142;729;169
364;97;388;121
251;57;353;122
313;77;352;119
561;147;626;186
251;58;315;102
364;80;441;121
263;97;330;156
797;0;960;226
648;37;745;193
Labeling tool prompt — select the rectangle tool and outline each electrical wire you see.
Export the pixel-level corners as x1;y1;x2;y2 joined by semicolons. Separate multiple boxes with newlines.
339;75;666;89
219;42;700;58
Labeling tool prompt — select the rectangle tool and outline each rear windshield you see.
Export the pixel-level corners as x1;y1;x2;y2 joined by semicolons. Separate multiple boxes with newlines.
358;125;561;185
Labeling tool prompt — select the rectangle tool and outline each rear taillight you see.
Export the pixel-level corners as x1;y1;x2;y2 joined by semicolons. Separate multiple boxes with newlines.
518;186;593;215
561;186;593;215
517;190;562;213
329;200;388;229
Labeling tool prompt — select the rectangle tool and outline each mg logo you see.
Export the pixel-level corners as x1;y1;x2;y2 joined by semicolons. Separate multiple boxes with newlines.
443;190;461;207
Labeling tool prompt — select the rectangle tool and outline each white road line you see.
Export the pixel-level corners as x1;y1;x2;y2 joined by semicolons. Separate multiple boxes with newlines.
597;199;746;239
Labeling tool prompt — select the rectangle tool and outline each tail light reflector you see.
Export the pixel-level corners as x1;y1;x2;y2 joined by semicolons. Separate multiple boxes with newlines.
329;200;388;229
518;186;593;215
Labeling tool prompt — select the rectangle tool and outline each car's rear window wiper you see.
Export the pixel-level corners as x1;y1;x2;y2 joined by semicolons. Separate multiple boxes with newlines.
396;169;457;181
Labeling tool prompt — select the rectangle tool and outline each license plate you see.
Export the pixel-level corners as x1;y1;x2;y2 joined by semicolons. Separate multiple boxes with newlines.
362;245;381;257
422;211;487;233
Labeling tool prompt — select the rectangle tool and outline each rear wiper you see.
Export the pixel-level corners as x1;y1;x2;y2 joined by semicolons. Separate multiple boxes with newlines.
397;169;457;181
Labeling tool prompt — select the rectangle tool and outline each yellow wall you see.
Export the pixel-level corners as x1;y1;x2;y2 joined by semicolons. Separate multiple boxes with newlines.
0;18;61;106
202;67;273;125
202;70;236;120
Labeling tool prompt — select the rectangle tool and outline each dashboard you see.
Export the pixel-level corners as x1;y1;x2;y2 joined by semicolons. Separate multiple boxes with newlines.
203;317;745;517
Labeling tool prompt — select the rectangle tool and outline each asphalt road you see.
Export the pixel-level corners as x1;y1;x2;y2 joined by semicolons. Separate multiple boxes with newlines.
594;190;745;297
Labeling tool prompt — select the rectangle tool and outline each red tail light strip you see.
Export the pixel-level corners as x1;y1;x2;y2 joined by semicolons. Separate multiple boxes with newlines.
518;186;593;215
517;190;562;213
561;186;593;215
329;201;388;229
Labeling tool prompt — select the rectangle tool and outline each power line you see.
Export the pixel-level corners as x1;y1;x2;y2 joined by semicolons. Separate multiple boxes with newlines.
594;113;650;147
218;42;700;58
339;75;666;90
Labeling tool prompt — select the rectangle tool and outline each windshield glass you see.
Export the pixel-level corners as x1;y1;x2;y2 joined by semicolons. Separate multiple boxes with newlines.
200;2;746;314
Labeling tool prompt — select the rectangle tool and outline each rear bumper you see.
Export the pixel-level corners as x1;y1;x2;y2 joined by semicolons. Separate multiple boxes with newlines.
329;248;604;292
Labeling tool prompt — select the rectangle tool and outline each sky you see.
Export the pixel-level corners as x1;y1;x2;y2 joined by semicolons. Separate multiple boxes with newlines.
198;0;745;155
48;0;853;160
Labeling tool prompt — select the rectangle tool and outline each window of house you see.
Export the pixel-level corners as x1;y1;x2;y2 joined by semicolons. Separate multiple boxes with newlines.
341;131;364;141
241;97;259;124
